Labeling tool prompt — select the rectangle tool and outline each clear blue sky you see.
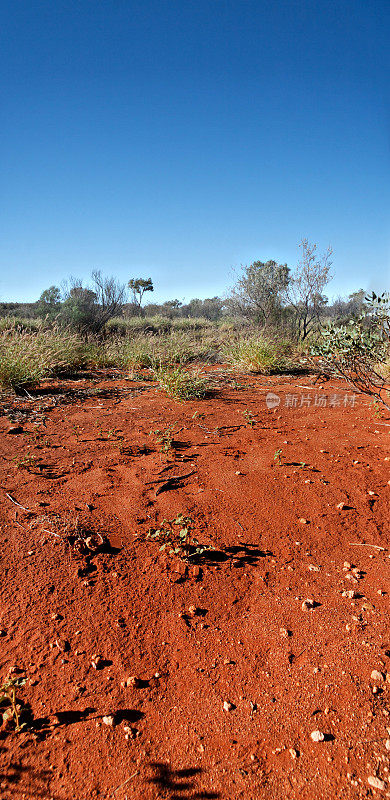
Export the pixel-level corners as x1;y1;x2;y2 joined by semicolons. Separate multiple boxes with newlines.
1;0;389;304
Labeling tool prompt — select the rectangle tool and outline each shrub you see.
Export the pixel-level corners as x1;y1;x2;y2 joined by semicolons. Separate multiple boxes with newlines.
153;364;209;400
222;334;292;373
0;327;86;390
312;292;390;410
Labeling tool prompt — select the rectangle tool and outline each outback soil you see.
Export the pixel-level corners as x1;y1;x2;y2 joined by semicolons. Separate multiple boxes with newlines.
0;367;389;799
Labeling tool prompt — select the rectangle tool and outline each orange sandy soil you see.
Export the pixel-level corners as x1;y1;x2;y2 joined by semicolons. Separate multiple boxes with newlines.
0;367;389;800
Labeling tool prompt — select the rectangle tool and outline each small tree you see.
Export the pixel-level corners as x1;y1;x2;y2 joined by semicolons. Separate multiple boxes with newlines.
91;270;126;331
128;278;154;316
226;260;290;326
286;239;333;339
36;286;62;320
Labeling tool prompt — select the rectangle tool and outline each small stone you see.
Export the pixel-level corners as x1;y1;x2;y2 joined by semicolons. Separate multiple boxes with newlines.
91;654;103;669
310;730;325;742
371;670;385;683
55;638;70;652
280;627;291;638
367;776;386;791
385;740;390;751
188;605;198;616
102;715;115;727
125;676;142;688
308;564;320;572
123;725;138;740
301;598;315;611
289;748;299;759
341;590;357;599
7;426;24;434
298;518;309;524
223;700;235;712
336;502;347;510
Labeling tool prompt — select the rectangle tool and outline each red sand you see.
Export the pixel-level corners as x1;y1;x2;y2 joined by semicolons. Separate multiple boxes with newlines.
0;368;389;799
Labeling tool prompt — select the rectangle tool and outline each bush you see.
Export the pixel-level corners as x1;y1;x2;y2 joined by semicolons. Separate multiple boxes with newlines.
312;292;390;409
0;327;87;390
152;363;209;400
222;334;293;373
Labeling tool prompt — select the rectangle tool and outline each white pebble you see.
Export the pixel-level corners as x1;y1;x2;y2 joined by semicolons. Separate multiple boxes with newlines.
310;730;325;742
368;775;386;790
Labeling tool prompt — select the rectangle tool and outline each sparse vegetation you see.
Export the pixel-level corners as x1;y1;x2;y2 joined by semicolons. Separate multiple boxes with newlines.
0;674;27;732
146;514;210;560
313;292;390;410
0;327;86;390
223;334;292;374
153;363;209;400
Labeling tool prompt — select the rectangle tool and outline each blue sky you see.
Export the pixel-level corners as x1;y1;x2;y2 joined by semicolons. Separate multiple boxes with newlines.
1;0;389;304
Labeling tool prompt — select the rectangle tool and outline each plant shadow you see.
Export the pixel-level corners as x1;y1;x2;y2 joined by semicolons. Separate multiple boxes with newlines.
147;762;220;799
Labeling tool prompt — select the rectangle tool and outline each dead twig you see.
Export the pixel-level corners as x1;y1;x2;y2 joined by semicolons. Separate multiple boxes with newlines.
5;493;31;512
111;771;139;796
349;542;385;551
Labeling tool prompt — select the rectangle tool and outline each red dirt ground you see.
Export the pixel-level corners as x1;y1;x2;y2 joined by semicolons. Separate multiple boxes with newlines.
0;367;389;799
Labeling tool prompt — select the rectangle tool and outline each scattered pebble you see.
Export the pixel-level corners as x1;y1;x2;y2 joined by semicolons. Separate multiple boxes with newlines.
308;564;320;572
336;502;348;510
91;654;103;669
298;518;309;524
371;670;386;683
102;715;115;727
289;747;299;759
367;775;386;791
280;628;291;638
121;676;142;689
341;590;357;599
310;730;325;742
223;700;235;712
301;598;315;611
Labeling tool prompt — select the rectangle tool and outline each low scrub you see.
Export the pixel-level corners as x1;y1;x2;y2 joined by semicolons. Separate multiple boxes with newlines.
153;363;209;400
0;327;86;390
119;331;210;371
223;334;293;374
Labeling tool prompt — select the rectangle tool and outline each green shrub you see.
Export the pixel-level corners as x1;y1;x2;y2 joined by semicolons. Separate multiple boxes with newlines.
153;364;209;400
312;292;390;409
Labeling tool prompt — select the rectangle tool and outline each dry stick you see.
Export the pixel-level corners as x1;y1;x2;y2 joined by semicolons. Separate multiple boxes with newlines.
5;493;30;512
111;771;139;796
42;528;61;538
349;542;385;551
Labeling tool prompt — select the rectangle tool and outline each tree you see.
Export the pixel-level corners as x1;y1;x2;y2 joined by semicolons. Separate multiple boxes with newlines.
91;270;126;331
286;239;333;339
60;280;99;332
128;278;154;316
226;260;290;325
36;286;61;319
60;273;126;333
